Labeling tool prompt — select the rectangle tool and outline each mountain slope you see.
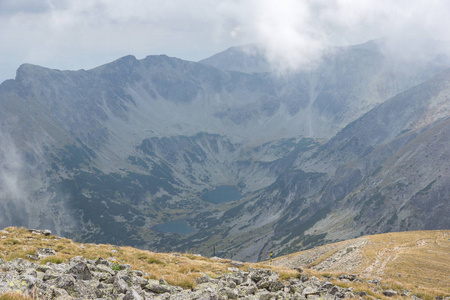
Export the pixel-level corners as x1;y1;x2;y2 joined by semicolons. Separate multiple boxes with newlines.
0;227;448;299
179;69;450;262
0;41;449;262
273;230;450;296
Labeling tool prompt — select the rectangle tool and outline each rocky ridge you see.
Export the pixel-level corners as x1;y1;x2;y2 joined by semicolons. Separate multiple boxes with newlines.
0;254;425;300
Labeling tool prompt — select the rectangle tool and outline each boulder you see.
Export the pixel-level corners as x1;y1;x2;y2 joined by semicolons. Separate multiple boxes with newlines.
383;289;399;297
66;262;93;280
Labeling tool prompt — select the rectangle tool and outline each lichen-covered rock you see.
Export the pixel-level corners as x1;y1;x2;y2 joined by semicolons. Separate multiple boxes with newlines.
0;255;422;300
66;262;93;280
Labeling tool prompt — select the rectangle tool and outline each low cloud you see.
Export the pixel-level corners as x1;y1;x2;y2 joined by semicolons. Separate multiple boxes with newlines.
221;0;450;72
0;128;77;232
0;130;29;227
0;0;449;81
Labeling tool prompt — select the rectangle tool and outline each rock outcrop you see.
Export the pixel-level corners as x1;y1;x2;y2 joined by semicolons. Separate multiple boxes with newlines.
0;254;429;300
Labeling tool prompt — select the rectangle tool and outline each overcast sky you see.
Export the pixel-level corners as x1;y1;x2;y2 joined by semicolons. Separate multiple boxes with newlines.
1;0;450;83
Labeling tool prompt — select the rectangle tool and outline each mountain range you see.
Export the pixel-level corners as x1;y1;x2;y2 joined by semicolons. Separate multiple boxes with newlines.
0;39;449;262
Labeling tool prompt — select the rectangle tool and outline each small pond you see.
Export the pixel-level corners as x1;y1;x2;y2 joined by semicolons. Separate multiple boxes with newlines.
153;219;196;235
201;185;242;204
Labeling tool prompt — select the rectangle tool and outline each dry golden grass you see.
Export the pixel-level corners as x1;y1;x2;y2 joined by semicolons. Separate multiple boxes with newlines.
272;230;450;298
357;231;450;298
0;227;260;289
1;227;448;298
0;292;34;300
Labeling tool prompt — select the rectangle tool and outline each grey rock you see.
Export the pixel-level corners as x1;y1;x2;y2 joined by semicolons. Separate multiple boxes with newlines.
255;290;273;300
36;248;56;257
144;283;172;294
223;287;239;299
124;289;143;300
329;285;340;295
383;289;399;297
368;279;380;285
197;275;211;284
303;286;320;297
299;274;309;282
0;255;391;300
29;229;52;236
95;257;110;266
120;263;132;270
66;262;93;280
257;280;284;292
338;274;356;281
114;274;129;294
52;274;77;294
320;281;333;290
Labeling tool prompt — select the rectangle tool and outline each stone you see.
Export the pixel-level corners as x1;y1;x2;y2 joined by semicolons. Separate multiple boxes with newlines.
144;283;172;294
36;248;56;257
368;279;380;285
95;257;109;266
383;289;399;297
255;291;273;300
113;274;129;294
321;281;333;290
338;274;357;281
53;274;77;294
303;286;320;297
66;262;93;280
197;275;211;284
120;263;132;270
329;286;340;295
28;229;51;236
0;253;391;300
124;289;143;300
25;254;39;261
223;287;239;299
299;274;309;282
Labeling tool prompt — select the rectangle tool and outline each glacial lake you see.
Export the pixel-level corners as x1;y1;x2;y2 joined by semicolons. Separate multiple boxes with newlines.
153;220;196;235
201;185;242;204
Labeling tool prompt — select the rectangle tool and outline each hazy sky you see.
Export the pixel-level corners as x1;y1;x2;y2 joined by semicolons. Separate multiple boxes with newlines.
1;0;449;82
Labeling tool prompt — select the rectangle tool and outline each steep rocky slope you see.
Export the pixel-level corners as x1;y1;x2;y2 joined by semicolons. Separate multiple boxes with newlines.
0;40;449;261
169;69;450;262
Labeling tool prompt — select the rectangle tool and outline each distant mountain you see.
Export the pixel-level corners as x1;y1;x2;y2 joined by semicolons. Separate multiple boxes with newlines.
0;40;449;261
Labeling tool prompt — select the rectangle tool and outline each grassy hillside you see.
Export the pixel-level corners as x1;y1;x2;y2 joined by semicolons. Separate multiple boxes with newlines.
0;227;448;299
273;230;450;298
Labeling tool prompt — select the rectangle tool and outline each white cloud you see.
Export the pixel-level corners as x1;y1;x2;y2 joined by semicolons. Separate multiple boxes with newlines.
0;0;449;81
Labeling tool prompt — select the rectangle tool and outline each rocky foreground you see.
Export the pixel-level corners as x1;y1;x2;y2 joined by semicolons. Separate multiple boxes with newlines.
0;252;425;300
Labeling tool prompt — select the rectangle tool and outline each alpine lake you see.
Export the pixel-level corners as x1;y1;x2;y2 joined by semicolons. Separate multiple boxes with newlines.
154;185;242;235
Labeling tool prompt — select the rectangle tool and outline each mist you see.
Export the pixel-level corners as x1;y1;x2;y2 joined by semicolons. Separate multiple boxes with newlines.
1;0;449;82
0;130;30;228
0;129;77;233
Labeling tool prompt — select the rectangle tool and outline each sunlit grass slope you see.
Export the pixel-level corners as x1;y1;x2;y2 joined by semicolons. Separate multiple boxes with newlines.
273;230;450;298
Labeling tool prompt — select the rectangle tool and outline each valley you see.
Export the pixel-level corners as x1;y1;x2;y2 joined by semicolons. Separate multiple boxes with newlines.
0;39;449;262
